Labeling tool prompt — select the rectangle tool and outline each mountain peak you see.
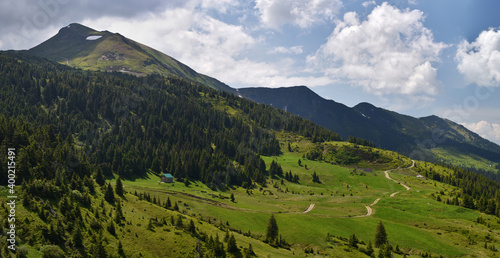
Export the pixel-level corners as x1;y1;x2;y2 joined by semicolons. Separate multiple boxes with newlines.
61;23;98;35
27;23;234;92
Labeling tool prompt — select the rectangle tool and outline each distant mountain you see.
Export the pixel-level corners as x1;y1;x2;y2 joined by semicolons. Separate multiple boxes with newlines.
27;23;234;93
239;86;500;163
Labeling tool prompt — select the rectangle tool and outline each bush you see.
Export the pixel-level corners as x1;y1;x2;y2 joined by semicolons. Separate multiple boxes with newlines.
40;245;65;258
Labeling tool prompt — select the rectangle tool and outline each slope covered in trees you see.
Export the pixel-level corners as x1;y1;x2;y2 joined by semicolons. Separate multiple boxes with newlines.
0;51;339;188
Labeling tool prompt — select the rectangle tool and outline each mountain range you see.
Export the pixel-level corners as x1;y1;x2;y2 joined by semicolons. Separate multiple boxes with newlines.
238;86;500;164
22;23;500;167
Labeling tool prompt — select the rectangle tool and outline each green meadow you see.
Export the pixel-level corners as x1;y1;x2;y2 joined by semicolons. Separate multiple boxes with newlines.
117;139;500;257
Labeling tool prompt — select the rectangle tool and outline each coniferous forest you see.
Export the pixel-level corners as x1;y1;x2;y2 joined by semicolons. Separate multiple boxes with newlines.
0;52;339;188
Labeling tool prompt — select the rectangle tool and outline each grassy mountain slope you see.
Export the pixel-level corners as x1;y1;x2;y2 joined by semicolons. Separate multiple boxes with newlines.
2;51;500;257
239;86;500;168
27;23;235;93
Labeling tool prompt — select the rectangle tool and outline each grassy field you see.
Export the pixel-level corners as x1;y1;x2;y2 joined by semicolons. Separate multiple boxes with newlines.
117;140;500;257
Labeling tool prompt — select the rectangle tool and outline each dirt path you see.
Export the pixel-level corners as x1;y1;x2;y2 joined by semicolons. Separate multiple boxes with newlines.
303;204;315;213
390;192;400;197
355;198;381;217
354;161;415;217
385;171;411;191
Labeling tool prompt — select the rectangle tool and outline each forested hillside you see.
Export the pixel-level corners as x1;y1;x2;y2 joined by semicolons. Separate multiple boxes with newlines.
0;52;339;188
3;51;500;257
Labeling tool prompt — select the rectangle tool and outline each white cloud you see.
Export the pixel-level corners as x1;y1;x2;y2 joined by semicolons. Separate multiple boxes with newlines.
268;45;303;54
461;121;500;145
362;1;376;8
201;0;239;14
82;4;327;88
254;0;342;29
307;2;447;101
456;28;500;87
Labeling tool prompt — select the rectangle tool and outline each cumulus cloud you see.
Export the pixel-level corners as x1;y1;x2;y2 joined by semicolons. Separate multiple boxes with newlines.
268;45;303;54
254;0;342;29
461;121;500;145
456;28;500;87
307;2;447;102
81;4;326;88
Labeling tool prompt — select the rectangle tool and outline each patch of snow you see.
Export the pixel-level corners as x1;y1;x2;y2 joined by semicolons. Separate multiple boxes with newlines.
360;112;367;118
86;35;102;41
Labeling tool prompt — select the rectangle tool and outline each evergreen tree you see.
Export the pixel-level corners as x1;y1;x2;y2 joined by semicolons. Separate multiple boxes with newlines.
366;241;374;256
245;243;255;257
72;225;83;248
118;241;125;257
115;199;124;223
115;176;124;196
348;233;359;248
95;168;105;186
312;171;321;183
176;214;184;228
188;219;196;234
374;221;388;248
105;183;115;203
266;214;279;243
166;197;172;209
230;193;235;202
227;234;239;253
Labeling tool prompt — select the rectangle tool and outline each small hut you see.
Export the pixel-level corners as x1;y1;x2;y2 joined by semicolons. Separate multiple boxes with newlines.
161;173;174;183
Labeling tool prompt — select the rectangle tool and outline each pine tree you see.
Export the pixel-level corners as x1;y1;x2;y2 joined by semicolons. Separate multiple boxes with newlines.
230;193;235;202
95;167;105;186
72;225;83;248
366;241;374;256
118;241;125;257
266;214;279;243
166;197;172;208
245;243;255;257
188;219;196;234
348;233;359;248
176;214;184;228
382;244;392;258
105;183;115;203
374;221;388;248
227;234;239;253
115;199;124;223
115;176;124;196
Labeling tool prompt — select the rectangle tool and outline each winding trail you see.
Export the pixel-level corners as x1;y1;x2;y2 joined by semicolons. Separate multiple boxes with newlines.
354;160;414;217
303;204;315;213
385;170;411;191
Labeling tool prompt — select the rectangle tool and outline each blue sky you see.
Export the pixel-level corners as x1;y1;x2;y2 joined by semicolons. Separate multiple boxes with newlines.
1;0;499;145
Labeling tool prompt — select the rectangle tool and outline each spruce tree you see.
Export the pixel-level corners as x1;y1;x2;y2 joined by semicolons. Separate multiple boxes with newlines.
348;233;359;248
72;225;83;248
95;167;105;186
366;241;374;256
166;197;172;209
266;214;279;243
115;176;124;196
374;220;388;248
118;241;125;257
105;183;115;203
227;234;239;253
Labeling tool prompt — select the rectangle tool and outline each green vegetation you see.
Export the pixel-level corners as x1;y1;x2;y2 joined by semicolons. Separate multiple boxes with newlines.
2;50;500;257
